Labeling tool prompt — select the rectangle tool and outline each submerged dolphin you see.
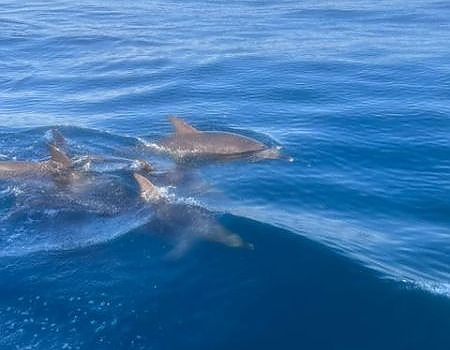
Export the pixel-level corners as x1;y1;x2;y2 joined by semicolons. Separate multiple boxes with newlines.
0;144;73;180
133;173;251;257
157;116;282;161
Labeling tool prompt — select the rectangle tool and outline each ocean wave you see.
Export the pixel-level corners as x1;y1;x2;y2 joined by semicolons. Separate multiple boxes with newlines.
0;208;152;258
224;205;450;298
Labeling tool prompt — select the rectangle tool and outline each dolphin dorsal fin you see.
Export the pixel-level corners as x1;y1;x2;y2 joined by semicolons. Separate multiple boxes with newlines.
169;116;200;135
51;128;66;147
48;144;72;168
134;173;163;202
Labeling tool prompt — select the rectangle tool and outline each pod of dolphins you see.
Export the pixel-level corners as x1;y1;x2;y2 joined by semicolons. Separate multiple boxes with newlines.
0;116;285;256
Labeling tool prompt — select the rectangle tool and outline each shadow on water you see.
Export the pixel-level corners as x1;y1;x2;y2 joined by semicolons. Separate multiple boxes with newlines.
0;215;448;350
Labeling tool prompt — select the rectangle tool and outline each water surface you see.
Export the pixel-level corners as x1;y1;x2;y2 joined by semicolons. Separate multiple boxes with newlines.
1;0;450;349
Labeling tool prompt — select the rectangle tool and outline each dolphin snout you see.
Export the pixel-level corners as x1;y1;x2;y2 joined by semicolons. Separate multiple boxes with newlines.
257;146;294;162
221;232;253;250
225;233;245;248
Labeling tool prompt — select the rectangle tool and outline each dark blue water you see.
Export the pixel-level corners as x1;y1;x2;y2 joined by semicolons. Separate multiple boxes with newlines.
1;0;450;349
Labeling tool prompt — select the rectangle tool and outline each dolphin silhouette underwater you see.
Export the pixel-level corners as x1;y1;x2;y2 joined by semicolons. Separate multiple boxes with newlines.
133;172;251;257
155;116;283;161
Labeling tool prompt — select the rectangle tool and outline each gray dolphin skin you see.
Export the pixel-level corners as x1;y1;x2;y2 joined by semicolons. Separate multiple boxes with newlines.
158;116;281;160
134;173;250;257
51;128;66;148
0;145;73;180
50;129;154;174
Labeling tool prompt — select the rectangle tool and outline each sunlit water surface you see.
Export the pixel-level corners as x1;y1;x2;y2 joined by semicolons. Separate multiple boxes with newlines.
1;1;449;349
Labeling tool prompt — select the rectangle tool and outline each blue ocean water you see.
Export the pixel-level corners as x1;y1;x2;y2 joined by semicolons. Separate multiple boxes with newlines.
1;0;450;348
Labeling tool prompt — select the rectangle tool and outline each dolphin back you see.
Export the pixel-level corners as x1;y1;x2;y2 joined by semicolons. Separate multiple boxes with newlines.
0;161;42;178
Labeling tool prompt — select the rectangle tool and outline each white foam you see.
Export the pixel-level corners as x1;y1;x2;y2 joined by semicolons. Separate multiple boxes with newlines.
147;183;203;207
410;280;450;298
0;185;24;196
173;195;202;206
137;138;160;150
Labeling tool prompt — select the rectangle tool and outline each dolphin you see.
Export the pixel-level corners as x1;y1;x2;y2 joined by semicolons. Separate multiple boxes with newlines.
51;128;67;149
49;129;154;174
156;116;282;161
0;144;73;181
133;173;251;257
